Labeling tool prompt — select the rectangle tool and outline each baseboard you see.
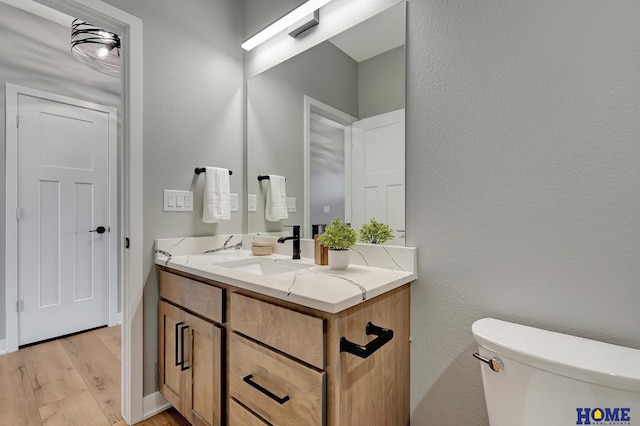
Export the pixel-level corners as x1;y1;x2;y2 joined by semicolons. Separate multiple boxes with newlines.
0;339;6;355
142;392;170;420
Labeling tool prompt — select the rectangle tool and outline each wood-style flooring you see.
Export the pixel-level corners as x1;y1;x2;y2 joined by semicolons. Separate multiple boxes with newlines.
0;325;189;426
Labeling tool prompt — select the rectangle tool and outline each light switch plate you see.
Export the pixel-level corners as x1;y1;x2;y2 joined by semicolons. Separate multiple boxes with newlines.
248;194;257;212
230;193;239;212
287;197;296;213
164;190;193;212
323;205;330;213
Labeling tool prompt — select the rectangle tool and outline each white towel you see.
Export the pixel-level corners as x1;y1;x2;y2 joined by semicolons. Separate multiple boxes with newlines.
202;167;230;223
265;174;288;222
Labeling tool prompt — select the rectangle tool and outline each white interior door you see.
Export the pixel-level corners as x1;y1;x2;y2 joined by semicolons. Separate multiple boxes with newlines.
17;92;112;345
351;109;405;245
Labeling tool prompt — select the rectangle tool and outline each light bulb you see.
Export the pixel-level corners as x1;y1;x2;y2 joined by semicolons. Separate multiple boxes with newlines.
96;46;111;59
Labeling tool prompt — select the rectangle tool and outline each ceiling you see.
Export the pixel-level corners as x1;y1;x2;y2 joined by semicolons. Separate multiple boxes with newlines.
0;0;73;26
328;3;404;63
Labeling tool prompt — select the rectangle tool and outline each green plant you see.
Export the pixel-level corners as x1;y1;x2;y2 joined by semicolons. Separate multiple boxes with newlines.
317;216;357;250
358;218;394;244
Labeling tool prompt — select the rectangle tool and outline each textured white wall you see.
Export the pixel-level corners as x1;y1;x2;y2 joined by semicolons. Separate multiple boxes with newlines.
407;0;640;424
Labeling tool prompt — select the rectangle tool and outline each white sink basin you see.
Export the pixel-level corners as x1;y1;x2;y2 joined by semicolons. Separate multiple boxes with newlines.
215;257;307;276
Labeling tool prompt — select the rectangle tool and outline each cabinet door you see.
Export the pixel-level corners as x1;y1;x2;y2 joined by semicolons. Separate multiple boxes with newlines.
158;301;186;412
184;312;223;426
336;286;410;425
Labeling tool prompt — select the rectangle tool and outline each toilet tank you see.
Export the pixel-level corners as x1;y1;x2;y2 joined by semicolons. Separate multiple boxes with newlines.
472;318;640;426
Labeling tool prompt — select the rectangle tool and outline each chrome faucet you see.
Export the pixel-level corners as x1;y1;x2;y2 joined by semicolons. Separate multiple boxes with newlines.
277;225;301;260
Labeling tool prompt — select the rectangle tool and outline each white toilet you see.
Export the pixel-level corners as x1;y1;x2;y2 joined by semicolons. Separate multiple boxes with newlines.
472;318;640;426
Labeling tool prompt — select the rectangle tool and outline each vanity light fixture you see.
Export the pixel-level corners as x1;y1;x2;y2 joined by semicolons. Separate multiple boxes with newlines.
241;0;332;51
71;19;121;77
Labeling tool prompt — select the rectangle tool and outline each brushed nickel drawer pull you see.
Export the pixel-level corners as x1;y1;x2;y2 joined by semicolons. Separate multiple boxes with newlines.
340;322;394;359
243;374;290;404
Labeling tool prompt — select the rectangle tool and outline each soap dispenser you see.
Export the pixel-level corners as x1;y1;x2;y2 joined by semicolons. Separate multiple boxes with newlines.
313;224;328;265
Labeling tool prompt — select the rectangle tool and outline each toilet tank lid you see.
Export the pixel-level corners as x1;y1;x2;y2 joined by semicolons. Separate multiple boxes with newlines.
472;318;640;393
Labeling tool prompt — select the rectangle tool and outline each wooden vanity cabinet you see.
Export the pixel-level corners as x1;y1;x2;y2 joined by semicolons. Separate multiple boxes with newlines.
159;271;224;426
158;268;410;426
228;286;410;426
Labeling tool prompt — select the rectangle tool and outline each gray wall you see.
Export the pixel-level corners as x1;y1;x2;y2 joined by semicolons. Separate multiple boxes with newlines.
243;0;305;40
244;0;640;424
0;3;121;340
358;45;405;118
247;41;358;233
406;0;640;424
100;0;244;396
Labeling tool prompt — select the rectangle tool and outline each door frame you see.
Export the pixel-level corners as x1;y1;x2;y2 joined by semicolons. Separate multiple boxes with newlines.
303;95;357;238
2;0;144;423
6;83;119;341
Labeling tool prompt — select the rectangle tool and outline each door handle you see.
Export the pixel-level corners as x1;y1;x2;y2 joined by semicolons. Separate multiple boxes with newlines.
90;226;107;234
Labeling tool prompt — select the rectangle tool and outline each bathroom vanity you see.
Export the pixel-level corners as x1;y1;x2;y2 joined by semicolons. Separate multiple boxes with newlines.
156;235;416;425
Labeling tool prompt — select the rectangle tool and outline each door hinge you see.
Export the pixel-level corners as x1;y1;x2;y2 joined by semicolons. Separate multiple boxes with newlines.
16;115;19;128
16;208;24;220
16;300;24;312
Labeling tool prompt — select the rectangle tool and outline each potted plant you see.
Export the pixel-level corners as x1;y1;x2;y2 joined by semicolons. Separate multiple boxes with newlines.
317;216;357;270
358;218;394;244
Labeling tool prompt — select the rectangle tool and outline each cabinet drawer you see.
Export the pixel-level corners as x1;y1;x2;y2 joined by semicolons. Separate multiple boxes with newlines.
160;271;223;323
228;399;269;426
229;333;325;426
229;292;324;369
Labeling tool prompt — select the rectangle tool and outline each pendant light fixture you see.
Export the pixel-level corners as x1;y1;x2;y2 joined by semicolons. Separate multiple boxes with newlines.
71;19;121;78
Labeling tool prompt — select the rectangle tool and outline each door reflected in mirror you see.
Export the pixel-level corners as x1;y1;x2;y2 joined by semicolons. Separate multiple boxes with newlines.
247;2;406;245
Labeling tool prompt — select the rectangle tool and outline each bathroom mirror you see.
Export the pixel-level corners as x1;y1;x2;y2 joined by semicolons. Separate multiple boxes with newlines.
247;2;406;245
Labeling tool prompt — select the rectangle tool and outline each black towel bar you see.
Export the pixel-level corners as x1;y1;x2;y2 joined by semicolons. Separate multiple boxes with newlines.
340;322;394;359
258;175;285;181
195;168;232;175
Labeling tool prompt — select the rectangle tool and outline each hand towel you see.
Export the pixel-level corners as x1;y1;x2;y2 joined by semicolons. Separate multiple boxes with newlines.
202;167;230;223
265;174;288;222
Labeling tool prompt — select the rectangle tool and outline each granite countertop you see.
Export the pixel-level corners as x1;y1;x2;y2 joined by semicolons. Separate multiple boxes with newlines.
155;235;417;314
